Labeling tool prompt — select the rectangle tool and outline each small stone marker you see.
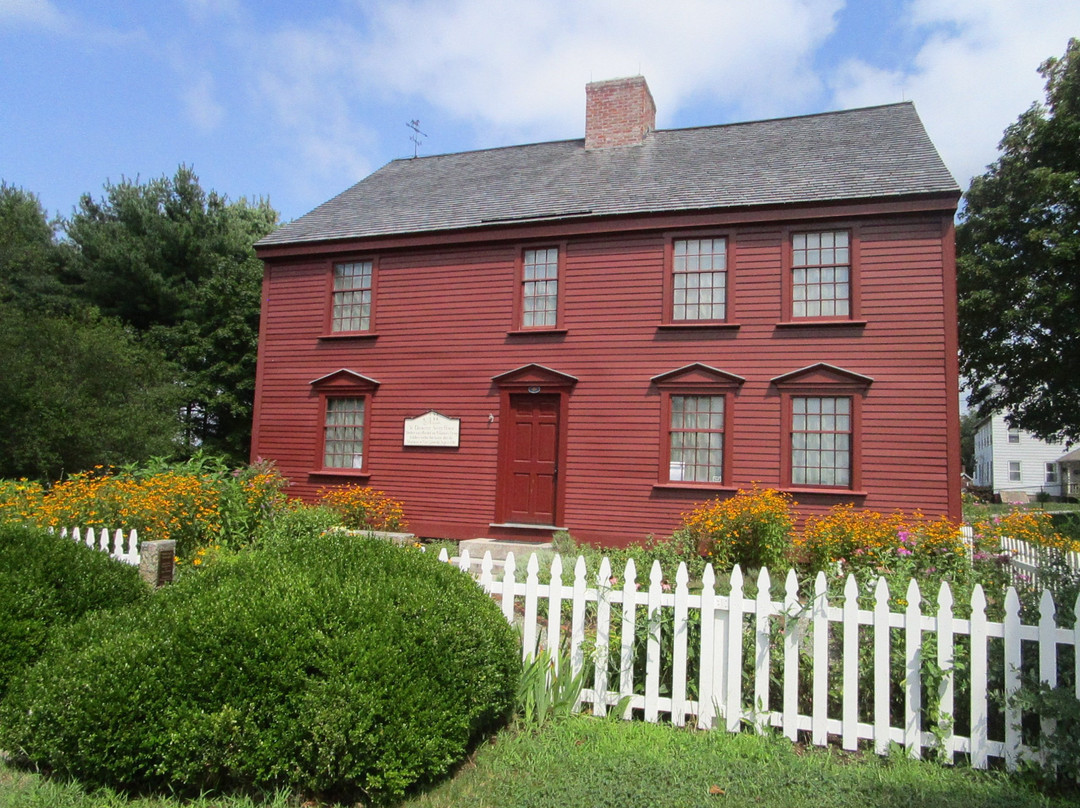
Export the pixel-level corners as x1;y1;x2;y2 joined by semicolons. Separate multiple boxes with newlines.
139;540;176;587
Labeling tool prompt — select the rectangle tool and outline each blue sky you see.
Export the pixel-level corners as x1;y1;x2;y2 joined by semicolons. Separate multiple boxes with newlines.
2;0;1079;224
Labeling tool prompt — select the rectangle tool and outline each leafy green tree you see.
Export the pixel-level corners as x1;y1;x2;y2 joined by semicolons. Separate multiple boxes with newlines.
0;305;183;480
66;167;278;461
0;183;76;313
957;39;1080;443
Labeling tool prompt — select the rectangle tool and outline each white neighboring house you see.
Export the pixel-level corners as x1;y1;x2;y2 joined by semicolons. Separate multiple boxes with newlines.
973;413;1072;500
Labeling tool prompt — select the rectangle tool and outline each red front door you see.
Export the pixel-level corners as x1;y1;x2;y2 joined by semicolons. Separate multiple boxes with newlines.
503;393;560;524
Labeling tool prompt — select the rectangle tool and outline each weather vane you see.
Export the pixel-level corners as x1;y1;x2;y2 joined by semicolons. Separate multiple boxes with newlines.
407;119;427;158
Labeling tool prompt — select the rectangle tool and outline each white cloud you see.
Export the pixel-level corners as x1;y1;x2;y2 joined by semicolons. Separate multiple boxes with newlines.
0;0;67;29
358;0;844;138
182;72;226;132
828;0;1080;189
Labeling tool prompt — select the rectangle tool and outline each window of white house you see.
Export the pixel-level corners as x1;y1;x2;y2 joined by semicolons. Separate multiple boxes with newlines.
672;237;727;321
792;231;850;318
792;396;851;486
1007;426;1020;444
332;261;373;332
323;397;365;469
1046;463;1058;484
1009;461;1022;482
521;247;559;328
669;395;725;483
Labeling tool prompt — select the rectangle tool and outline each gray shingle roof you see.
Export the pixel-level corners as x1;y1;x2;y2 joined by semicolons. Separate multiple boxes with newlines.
258;102;959;247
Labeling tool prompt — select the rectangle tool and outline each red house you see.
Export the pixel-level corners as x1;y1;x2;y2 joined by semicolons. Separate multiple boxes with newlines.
251;76;962;545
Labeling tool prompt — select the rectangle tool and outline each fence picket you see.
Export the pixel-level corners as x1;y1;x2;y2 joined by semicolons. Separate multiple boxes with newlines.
936;581;955;761
842;574;859;751
1037;589;1057;765
593;557;613;717
754;567;772;733
548;554;564;666
904;578;923;758
570;555;588;705
811;571;828;746
970;585;989;768
619;558;637;719
522;554;540;661
672;563;690;727
697;564;718;730
782;569;801;742
873;576;891;755
501;552;517;626
644;561;663;723
1003;587;1022;769
725;565;745;732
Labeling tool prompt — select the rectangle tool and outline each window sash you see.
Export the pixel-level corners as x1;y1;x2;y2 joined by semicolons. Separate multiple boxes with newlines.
1046;463;1058;484
791;396;851;486
1008;461;1022;482
323;397;365;468
522;248;558;328
792;231;850;318
332;261;373;332
673;238;726;321
669;394;724;483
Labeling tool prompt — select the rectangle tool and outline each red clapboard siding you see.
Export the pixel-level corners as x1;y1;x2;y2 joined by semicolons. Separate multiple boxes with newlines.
252;209;960;546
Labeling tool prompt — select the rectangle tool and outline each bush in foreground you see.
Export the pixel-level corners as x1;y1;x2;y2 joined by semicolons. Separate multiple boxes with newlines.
0;533;518;804
0;523;147;701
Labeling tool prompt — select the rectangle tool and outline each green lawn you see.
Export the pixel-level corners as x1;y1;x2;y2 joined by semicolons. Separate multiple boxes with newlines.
4;717;1074;808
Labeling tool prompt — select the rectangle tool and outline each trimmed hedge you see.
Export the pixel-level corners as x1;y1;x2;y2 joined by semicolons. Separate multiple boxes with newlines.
0;523;147;701
0;533;519;804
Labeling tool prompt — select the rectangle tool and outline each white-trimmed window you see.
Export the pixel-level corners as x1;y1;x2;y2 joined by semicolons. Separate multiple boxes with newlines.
1009;461;1022;482
792;231;850;318
332;260;373;332
1007;426;1021;444
791;396;851;486
1046;463;1058;485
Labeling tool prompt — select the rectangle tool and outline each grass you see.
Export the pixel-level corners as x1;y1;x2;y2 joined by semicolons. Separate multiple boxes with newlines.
5;717;1074;808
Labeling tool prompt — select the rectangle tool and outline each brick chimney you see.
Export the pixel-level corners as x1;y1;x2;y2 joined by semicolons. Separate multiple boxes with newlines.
585;76;656;150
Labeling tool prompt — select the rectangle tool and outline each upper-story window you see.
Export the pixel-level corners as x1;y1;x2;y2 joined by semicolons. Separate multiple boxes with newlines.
332;260;374;333
672;237;727;322
791;230;850;319
520;247;560;329
1007;426;1020;444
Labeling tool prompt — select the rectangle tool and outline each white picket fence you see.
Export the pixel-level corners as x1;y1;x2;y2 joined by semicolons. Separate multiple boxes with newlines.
52;526;140;566
960;524;1080;591
440;548;1080;771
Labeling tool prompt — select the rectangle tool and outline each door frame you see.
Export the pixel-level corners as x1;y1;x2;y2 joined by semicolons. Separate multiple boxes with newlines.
491;364;577;527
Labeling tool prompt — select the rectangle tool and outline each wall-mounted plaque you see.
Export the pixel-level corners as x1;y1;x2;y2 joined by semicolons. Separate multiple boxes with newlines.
403;410;460;448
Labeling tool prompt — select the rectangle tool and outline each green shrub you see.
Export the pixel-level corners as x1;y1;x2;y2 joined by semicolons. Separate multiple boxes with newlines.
0;523;147;701
0;533;518;804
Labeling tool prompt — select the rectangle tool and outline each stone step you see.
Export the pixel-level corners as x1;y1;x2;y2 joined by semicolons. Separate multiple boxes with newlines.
457;538;554;569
